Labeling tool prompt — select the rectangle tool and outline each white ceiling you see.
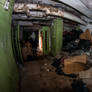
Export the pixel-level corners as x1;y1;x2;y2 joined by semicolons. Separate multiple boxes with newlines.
57;0;92;19
80;0;92;10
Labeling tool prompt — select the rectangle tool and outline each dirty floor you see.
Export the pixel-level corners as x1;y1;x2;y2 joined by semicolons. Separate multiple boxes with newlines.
20;57;73;92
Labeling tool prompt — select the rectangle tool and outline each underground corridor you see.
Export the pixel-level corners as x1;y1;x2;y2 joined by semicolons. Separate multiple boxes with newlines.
1;0;92;92
12;15;92;92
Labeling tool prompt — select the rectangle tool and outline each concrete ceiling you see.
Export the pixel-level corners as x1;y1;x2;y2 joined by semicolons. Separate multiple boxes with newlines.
80;0;92;10
15;0;92;19
53;0;92;19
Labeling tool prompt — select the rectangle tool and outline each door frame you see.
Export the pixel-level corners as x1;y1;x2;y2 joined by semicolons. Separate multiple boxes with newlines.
12;24;23;64
40;26;50;55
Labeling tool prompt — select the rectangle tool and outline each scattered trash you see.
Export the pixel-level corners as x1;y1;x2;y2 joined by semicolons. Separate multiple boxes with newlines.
56;67;78;78
63;29;83;47
41;29;92;90
63;29;92;53
52;58;62;68
52;56;78;78
63;41;79;53
78;39;91;52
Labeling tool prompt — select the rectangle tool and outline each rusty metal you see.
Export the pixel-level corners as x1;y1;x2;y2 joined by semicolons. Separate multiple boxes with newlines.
14;3;86;25
14;3;64;17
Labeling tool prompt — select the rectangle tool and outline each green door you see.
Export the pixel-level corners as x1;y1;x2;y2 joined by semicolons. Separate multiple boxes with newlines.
41;26;50;55
12;24;23;64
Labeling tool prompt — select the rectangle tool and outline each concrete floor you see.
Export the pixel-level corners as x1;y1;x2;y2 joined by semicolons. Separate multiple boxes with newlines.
20;57;73;92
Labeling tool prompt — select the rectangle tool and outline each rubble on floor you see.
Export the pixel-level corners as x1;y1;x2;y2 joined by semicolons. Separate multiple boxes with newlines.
40;54;91;91
21;28;92;92
61;29;92;87
20;52;92;92
21;58;74;92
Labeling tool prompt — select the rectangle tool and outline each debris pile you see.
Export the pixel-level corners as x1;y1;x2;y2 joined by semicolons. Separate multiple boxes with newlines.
39;29;92;91
63;29;92;53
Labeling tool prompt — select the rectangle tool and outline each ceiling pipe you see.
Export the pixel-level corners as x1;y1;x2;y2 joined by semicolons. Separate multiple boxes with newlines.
14;3;86;25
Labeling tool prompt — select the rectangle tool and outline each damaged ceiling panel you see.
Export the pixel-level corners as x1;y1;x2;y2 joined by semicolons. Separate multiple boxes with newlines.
14;4;64;17
14;0;92;20
14;3;86;24
14;0;92;24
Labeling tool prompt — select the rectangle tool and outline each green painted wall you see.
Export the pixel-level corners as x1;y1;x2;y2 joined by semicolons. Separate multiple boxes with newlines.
41;26;50;55
51;18;63;56
0;0;18;92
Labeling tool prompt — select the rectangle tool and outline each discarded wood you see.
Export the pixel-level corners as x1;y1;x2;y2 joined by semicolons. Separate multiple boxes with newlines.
63;62;85;74
80;29;92;42
63;55;87;74
64;55;87;64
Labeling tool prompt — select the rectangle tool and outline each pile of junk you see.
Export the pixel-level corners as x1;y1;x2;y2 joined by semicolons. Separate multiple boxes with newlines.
63;29;92;53
54;29;92;92
52;29;92;77
41;29;92;92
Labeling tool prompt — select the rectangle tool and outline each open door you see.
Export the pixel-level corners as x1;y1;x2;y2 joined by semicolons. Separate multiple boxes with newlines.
40;26;50;55
12;24;23;64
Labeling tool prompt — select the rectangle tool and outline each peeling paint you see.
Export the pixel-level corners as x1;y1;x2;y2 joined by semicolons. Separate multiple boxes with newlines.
14;3;64;17
14;3;86;25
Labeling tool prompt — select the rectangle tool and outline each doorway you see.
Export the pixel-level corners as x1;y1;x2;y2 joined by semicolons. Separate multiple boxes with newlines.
21;27;39;61
12;24;51;63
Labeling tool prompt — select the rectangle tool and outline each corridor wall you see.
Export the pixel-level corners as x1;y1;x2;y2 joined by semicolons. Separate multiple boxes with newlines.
0;0;18;92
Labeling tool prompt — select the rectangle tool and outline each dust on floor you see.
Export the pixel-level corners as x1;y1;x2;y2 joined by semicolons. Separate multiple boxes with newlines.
20;57;73;92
